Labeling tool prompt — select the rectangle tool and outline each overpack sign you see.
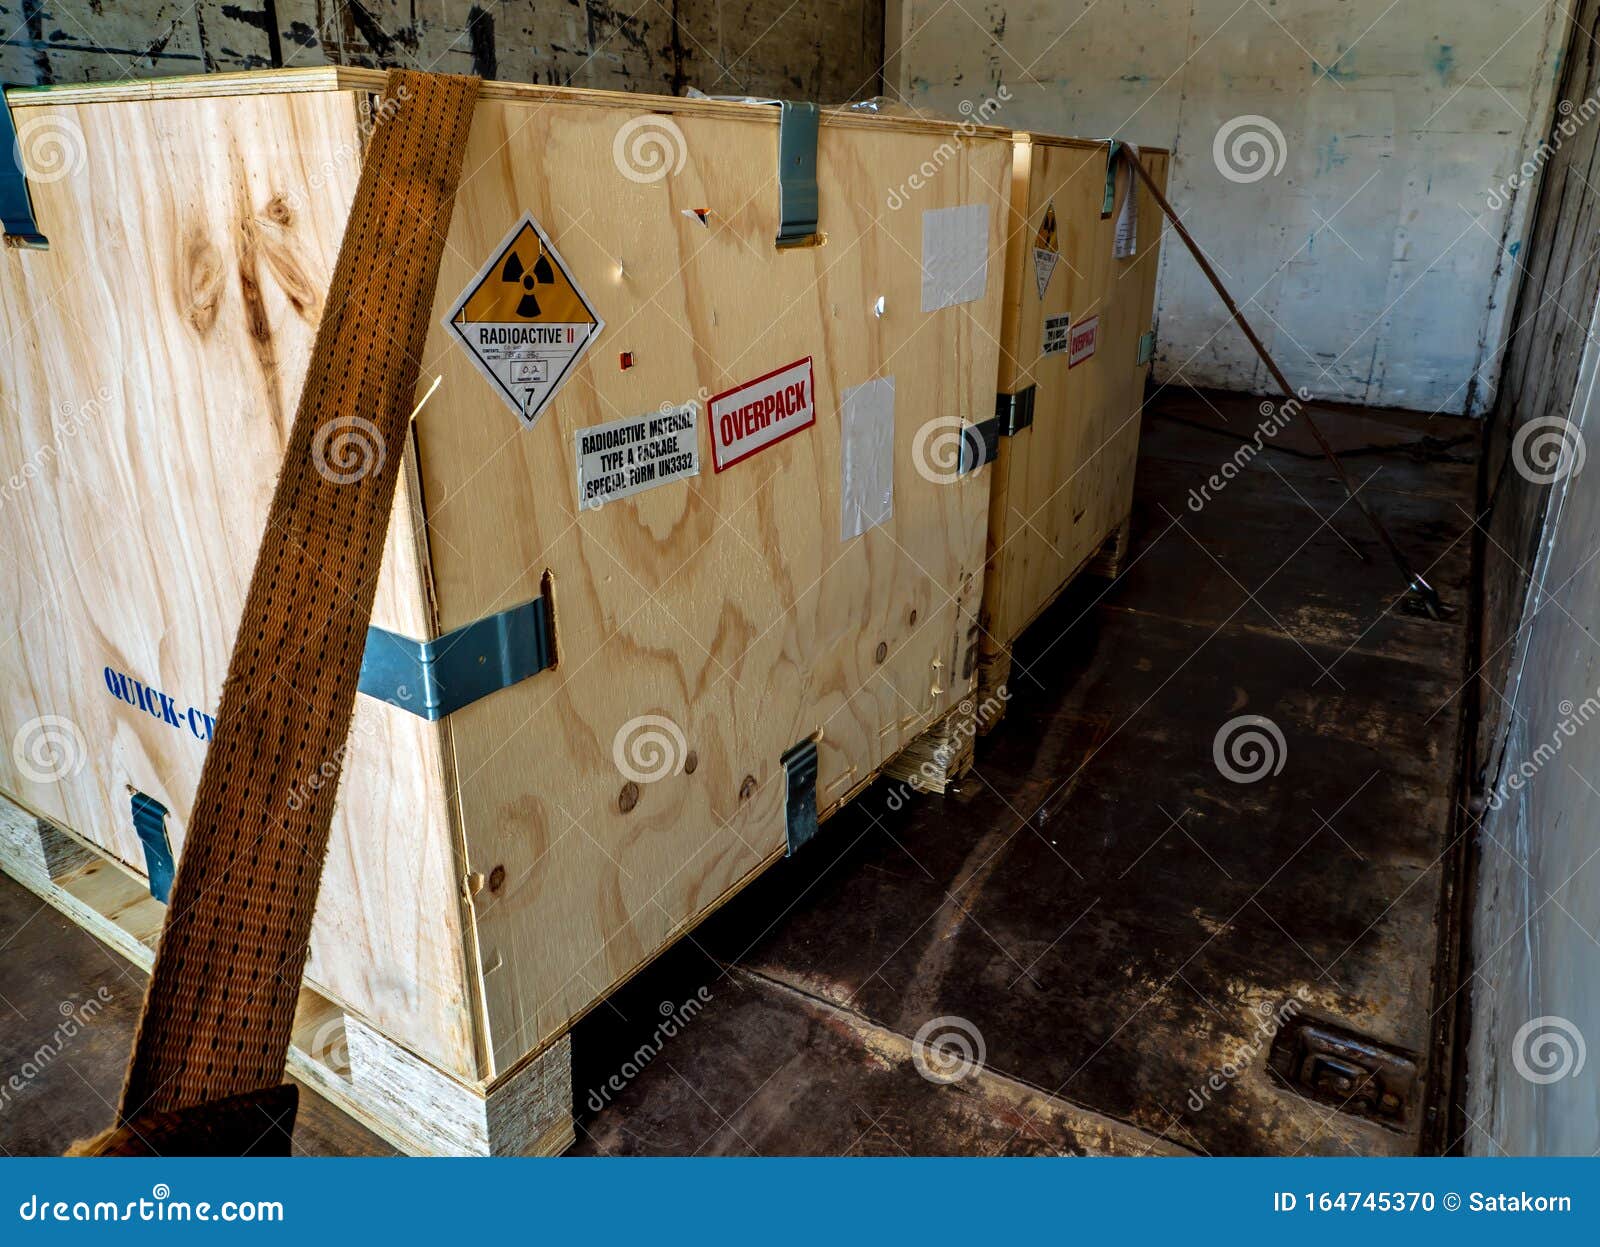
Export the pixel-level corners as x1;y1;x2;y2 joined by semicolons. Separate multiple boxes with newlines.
444;212;605;429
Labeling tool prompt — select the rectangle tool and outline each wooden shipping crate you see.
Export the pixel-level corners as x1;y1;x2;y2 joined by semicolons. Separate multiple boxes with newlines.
0;68;1010;1152
977;136;1169;712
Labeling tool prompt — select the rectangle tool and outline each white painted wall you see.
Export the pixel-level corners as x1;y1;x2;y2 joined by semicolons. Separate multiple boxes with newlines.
1466;294;1600;1155
888;0;1566;415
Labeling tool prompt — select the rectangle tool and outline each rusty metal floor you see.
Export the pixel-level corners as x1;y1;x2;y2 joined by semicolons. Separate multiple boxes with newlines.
568;387;1480;1157
0;387;1479;1157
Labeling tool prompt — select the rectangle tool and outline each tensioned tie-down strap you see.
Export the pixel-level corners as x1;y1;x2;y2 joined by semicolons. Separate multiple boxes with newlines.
116;69;480;1123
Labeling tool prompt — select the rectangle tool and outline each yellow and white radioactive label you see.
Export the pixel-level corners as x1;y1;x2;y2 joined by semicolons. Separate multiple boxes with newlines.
443;212;604;429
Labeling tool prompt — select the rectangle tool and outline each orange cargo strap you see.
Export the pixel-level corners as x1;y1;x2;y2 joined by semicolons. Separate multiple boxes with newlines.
74;69;481;1155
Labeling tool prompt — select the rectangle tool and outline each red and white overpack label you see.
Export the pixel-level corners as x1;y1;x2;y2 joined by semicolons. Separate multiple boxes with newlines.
709;357;816;472
1068;315;1100;368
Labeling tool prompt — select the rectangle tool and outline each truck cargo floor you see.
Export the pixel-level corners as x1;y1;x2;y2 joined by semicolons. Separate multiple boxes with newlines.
567;386;1480;1157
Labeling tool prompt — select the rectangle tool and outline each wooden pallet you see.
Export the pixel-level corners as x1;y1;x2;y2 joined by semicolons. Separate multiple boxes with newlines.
0;794;571;1156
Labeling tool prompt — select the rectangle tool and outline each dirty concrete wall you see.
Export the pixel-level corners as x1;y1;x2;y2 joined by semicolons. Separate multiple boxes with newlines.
1465;287;1600;1155
0;1;884;101
888;0;1566;416
1477;0;1600;795
1464;1;1600;1156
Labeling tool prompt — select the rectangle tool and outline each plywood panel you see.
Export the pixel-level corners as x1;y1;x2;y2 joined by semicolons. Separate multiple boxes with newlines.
411;96;1008;1070
0;86;477;1079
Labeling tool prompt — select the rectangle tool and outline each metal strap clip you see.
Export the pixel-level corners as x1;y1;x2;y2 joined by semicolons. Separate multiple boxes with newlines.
782;737;820;855
359;596;554;721
130;792;174;903
958;417;1001;476
1137;331;1156;365
0;91;48;249
1102;139;1121;217
774;101;820;247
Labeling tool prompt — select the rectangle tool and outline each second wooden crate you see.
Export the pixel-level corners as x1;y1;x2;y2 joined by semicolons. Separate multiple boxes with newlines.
977;136;1169;715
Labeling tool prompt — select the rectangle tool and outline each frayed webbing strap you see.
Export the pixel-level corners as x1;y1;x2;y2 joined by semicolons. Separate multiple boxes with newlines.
109;69;480;1131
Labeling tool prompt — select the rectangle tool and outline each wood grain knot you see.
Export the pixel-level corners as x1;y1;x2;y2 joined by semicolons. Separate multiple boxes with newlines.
179;228;226;336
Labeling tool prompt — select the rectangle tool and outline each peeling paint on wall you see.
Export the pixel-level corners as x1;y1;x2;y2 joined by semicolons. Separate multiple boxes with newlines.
0;0;885;103
892;0;1567;416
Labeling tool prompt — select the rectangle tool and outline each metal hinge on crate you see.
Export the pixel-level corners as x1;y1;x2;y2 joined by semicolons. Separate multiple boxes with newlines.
358;596;553;721
130;791;174;903
995;385;1036;437
782;737;820;856
1137;331;1156;365
0;91;48;249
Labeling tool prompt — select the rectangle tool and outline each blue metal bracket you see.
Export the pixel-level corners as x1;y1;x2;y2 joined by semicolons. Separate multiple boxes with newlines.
1137;330;1156;365
782;737;820;855
0;90;48;249
130;792;174;903
774;101;820;247
1102;140;1122;218
358;596;553;721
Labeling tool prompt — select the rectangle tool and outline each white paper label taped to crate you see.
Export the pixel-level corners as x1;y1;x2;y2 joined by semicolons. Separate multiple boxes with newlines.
575;403;699;511
443;212;604;430
1114;164;1138;258
1033;202;1060;299
1042;312;1072;356
921;204;990;312
839;377;895;541
709;357;815;472
1069;315;1100;368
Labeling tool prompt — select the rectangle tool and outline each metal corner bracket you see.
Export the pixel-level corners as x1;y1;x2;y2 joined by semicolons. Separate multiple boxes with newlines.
358;596;553;721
